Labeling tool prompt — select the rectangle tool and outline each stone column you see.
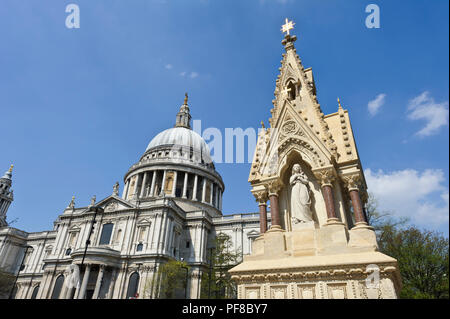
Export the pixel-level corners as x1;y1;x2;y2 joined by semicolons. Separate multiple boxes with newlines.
322;185;337;219
122;180;129;199
210;181;214;204
78;263;91;299
192;175;198;200
160;170;167;196
201;178;207;203
349;189;366;224
150;171;157;197
107;268;117;299
314;169;339;224
182;172;188;198
92;265;105;299
140;172;148;198
267;181;282;230
253;190;268;233
172;171;178;196
344;174;368;225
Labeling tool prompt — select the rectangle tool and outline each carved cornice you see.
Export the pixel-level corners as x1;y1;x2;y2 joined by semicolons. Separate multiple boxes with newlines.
230;262;400;284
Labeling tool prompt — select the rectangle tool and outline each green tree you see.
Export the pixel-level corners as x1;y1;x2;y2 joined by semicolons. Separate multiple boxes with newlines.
200;234;242;299
365;193;449;299
380;226;449;299
145;260;189;299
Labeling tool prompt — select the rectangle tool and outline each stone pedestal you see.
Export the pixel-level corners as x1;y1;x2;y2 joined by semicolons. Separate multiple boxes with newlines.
229;224;401;299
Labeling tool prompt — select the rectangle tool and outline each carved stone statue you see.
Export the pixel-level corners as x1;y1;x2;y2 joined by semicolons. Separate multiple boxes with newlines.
90;195;96;206
290;164;312;224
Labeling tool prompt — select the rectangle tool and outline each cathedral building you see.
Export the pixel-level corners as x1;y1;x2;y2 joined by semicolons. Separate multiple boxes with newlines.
0;95;262;299
0;20;401;299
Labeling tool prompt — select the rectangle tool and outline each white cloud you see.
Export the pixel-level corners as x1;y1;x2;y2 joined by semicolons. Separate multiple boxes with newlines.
407;91;449;137
190;72;199;79
180;71;186;77
165;64;173;70
365;168;449;228
367;93;386;116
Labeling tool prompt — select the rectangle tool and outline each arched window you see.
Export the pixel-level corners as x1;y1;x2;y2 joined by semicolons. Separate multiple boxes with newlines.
287;81;296;100
126;272;140;299
31;285;40;299
51;275;65;299
65;248;72;256
99;223;114;245
136;243;143;252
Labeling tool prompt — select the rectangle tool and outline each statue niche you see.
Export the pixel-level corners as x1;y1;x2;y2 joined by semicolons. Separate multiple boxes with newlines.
278;158;318;231
290;164;313;225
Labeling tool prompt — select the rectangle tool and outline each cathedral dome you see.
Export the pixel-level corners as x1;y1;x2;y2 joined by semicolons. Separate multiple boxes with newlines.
145;127;212;164
122;94;224;213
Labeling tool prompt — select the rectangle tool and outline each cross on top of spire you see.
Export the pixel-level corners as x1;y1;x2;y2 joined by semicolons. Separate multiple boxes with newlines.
281;18;295;36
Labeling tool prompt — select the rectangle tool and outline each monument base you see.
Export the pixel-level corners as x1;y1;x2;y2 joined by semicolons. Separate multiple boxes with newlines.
229;224;401;299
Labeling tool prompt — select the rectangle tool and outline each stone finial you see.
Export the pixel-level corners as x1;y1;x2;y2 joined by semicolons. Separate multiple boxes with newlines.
90;195;96;206
68;196;75;209
184;92;188;105
337;97;343;110
261;121;265;129
2;165;13;180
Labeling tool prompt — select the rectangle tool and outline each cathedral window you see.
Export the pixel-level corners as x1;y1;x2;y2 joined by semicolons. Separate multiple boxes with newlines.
65;248;72;256
136;243;143;252
99;223;114;245
126;272;140;299
138;226;146;241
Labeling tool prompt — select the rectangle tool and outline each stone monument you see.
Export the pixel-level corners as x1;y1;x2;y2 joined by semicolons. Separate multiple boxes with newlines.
229;19;401;299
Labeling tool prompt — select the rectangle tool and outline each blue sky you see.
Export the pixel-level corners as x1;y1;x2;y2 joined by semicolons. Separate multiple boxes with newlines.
1;0;448;235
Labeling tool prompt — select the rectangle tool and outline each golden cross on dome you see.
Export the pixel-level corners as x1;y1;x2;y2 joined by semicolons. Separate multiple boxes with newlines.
281;18;295;36
184;92;188;105
8;164;13;173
